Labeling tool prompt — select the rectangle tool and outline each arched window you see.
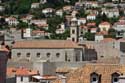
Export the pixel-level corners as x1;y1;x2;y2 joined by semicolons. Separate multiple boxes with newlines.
36;53;40;58
112;72;120;83
56;53;60;58
46;53;50;58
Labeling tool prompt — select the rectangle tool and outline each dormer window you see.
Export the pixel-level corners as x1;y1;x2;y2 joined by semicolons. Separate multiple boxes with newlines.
90;72;100;83
112;72;120;83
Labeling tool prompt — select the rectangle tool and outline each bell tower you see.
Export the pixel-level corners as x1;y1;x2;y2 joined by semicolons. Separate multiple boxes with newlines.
70;18;79;42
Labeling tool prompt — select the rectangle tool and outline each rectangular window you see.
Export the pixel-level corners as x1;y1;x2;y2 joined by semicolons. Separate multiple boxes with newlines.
17;53;21;57
72;30;75;34
26;53;30;57
21;76;23;81
65;52;68;61
72;38;75;41
36;53;40;58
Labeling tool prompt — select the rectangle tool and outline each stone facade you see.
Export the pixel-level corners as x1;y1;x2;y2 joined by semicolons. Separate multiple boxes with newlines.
11;40;84;62
12;48;83;62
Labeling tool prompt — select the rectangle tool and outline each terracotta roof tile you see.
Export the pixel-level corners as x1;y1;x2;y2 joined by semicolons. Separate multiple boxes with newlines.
12;40;82;49
99;22;110;25
7;67;38;76
53;64;125;83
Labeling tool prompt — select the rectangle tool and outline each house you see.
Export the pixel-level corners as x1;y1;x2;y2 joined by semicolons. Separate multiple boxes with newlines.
101;8;119;18
7;65;65;83
32;30;51;38
84;1;99;8
63;5;73;13
7;67;38;83
71;10;78;17
42;8;54;17
31;3;40;9
78;18;86;26
103;3;116;7
23;28;32;38
40;0;47;4
87;22;96;28
90;28;97;33
11;40;83;62
4;29;23;45
79;25;88;39
20;14;33;23
98;22;111;31
56;23;65;34
56;28;65;34
56;9;63;17
42;8;54;15
53;64;125;83
119;17;125;22
5;17;19;26
113;21;125;38
16;68;38;83
86;14;96;20
90;10;99;15
30;19;48;30
95;33;104;42
23;28;50;39
74;2;83;10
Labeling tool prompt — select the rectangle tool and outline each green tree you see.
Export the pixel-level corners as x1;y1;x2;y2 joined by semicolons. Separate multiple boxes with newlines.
109;17;119;24
84;32;95;41
0;18;9;30
47;16;64;33
17;20;28;29
76;8;87;18
108;28;116;38
102;13;108;21
69;0;78;5
30;9;45;19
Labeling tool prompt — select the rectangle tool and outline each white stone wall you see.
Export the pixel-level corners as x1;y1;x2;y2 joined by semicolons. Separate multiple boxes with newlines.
12;48;83;62
16;76;29;83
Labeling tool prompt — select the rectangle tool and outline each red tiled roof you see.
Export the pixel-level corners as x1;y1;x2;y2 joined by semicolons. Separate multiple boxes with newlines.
7;67;38;76
114;21;125;25
96;31;108;35
91;28;97;31
87;22;96;26
12;40;82;49
99;22;110;25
